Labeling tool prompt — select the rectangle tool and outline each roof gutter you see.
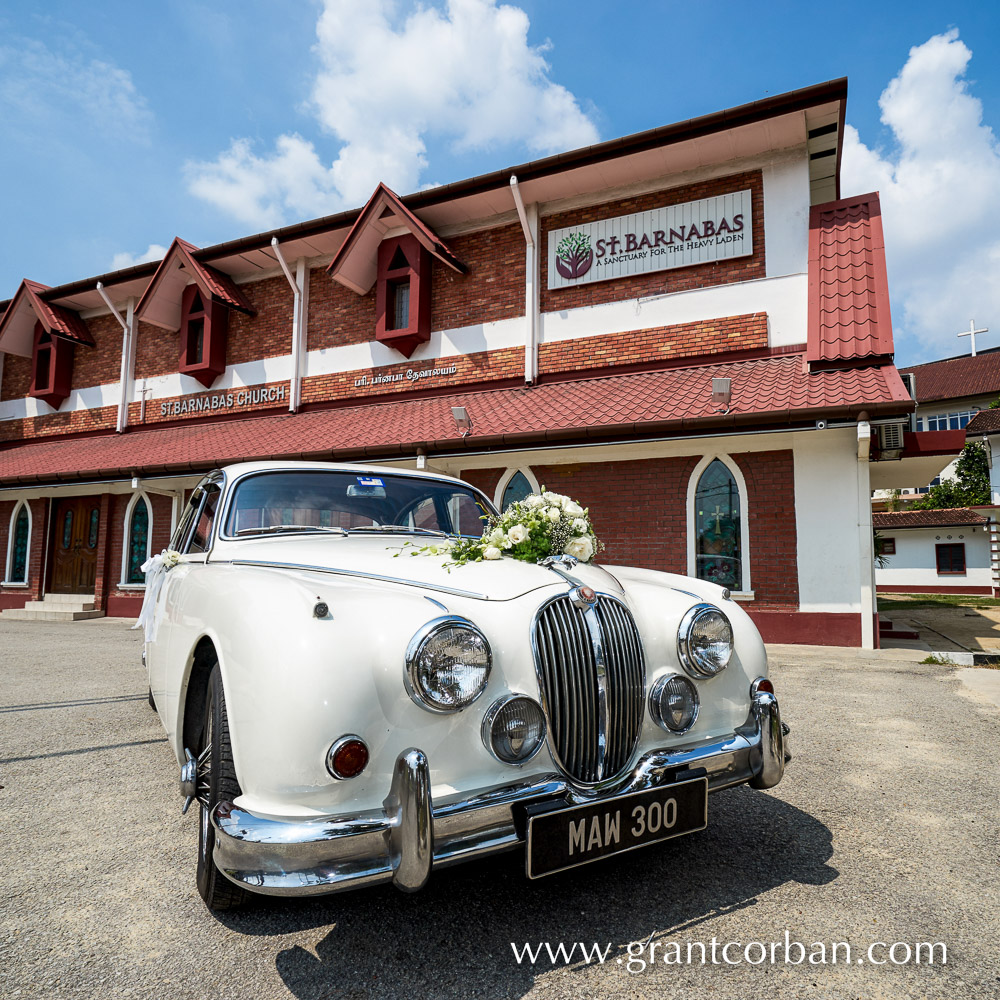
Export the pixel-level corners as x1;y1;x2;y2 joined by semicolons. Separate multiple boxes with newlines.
510;175;539;384
271;238;308;413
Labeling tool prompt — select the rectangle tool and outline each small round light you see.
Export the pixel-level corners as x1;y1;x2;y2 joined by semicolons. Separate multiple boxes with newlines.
327;735;369;779
649;674;699;733
678;603;734;678
481;695;546;764
751;676;774;696
406;617;492;712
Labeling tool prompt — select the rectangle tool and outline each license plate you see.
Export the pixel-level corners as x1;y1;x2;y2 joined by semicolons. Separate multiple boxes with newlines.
525;777;708;879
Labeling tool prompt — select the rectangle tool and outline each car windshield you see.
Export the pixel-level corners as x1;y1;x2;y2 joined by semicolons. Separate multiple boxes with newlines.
224;470;494;538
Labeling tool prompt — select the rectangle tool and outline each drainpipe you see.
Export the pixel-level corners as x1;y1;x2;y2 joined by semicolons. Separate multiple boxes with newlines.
97;283;136;433
272;238;308;413
510;176;540;384
856;414;875;649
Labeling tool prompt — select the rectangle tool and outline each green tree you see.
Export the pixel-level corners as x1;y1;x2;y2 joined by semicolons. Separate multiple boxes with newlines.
910;442;990;509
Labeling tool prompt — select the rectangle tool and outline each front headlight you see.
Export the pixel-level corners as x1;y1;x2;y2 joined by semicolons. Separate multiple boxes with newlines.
677;603;733;677
481;695;546;763
405;616;492;712
649;674;699;733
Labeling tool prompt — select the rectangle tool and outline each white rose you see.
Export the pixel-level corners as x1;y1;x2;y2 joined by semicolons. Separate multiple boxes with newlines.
483;545;502;560
543;491;568;505
563;500;584;516
547;506;561;522
564;535;594;562
489;528;506;546
572;518;588;533
525;494;544;507
508;523;527;544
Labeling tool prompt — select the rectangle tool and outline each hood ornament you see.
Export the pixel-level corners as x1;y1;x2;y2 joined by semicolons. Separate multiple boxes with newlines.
538;555;593;606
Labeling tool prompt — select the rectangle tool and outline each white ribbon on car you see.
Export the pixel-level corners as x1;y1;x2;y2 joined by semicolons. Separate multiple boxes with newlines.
131;549;180;643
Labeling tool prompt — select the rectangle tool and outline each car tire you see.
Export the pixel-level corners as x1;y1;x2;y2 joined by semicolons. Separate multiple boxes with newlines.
195;664;248;911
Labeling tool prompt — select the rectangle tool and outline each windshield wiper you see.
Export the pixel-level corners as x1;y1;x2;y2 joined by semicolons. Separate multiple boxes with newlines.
347;525;451;537
234;525;348;537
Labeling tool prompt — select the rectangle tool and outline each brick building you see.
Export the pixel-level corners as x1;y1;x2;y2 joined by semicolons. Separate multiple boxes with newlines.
0;79;934;645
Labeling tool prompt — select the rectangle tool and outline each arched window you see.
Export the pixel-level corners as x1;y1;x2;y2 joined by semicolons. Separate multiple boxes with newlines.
688;456;749;592
5;501;31;584
122;493;152;586
495;467;540;511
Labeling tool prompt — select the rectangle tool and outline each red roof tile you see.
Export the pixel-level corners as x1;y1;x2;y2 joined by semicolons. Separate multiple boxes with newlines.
135;238;255;331
0;355;913;485
0;279;94;356
900;350;1000;404
965;409;1000;435
873;508;987;529
807;193;894;367
327;183;466;295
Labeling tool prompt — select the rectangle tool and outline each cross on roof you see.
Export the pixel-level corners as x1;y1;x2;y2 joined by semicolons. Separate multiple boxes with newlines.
958;319;989;356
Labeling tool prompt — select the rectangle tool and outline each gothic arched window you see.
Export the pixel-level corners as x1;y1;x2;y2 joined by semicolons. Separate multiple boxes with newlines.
693;459;743;590
502;471;532;510
123;494;152;585
5;502;31;584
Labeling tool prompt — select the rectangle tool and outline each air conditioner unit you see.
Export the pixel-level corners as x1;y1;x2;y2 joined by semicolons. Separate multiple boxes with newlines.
878;422;906;459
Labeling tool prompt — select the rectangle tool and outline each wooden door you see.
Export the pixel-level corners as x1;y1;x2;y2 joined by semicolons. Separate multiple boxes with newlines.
50;497;100;594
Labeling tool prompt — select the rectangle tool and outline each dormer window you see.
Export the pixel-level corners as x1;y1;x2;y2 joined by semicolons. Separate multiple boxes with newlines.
178;283;228;387
29;321;73;409
375;235;431;358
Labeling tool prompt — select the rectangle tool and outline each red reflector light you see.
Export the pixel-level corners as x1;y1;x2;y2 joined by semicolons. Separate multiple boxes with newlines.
328;737;369;779
755;678;774;695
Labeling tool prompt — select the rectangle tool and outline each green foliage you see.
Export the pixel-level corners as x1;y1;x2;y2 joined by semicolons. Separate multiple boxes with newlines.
556;232;591;262
909;442;990;509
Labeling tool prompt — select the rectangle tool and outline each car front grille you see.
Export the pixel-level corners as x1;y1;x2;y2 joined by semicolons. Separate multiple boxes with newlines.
531;593;645;784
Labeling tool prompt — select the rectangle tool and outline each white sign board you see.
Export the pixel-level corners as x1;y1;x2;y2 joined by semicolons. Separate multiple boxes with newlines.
547;189;752;289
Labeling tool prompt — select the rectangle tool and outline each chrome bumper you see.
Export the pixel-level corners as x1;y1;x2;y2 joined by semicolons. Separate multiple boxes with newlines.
212;692;787;896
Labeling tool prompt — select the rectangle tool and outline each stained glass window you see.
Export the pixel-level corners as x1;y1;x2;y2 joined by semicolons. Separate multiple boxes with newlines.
501;471;532;510
8;505;29;583
694;460;742;590
126;499;150;584
62;510;73;549
88;508;99;549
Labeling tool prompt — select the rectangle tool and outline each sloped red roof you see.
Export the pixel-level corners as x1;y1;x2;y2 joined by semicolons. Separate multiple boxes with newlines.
0;355;912;485
901;350;1000;404
873;508;987;529
135;238;255;331
965;408;1000;434
327;183;466;295
0;279;94;356
807;193;893;368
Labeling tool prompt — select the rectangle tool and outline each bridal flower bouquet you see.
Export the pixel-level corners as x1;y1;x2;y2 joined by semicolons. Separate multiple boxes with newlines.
412;488;602;568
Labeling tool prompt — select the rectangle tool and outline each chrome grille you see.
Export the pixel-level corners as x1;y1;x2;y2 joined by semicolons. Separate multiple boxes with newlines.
531;594;645;784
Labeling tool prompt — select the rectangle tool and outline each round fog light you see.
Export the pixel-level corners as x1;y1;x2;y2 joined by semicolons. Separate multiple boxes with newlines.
482;695;546;764
649;674;700;734
327;735;369;779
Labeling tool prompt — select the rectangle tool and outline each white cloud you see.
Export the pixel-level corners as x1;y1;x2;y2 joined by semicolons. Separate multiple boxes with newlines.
0;37;152;145
185;0;598;228
110;244;168;271
842;29;1000;359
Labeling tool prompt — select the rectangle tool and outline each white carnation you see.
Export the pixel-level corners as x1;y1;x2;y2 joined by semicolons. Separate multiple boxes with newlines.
508;523;527;544
572;518;588;533
483;545;502;560
525;494;544;507
564;535;594;561
547;506;561;522
563;500;584;516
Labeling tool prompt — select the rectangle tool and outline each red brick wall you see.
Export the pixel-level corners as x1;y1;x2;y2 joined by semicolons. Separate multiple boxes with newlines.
227;275;295;366
540;170;765;312
733;450;798;609
128;381;290;427
459;450;798;610
0;497;49;608
307;267;376;352
1;352;32;399
0;404;117;442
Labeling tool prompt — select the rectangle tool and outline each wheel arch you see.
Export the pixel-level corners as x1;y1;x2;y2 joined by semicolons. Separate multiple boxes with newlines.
181;634;222;756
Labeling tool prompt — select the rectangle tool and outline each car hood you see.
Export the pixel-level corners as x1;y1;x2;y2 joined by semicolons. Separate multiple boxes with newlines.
211;533;625;602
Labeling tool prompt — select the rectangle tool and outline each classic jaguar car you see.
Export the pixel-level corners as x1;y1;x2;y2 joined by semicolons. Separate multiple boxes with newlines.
144;460;788;910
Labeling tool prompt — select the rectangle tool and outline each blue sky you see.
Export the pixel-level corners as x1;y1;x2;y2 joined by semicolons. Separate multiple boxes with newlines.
1;0;998;366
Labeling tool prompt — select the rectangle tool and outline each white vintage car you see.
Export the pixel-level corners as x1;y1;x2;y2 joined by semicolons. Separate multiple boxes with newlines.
145;461;788;910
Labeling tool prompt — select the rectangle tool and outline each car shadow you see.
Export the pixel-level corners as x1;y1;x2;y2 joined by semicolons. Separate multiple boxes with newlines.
217;786;836;1000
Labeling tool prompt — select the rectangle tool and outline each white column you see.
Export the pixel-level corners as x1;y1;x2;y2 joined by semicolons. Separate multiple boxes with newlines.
857;421;875;649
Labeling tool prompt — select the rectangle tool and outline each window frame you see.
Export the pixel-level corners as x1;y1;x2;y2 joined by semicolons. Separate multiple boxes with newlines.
119;492;153;589
494;467;540;511
3;500;32;586
881;537;896;556
935;542;966;575
28;321;74;409
686;453;752;595
375;234;431;358
178;283;228;388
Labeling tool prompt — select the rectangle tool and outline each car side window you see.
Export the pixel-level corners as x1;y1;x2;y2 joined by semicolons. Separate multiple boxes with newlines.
188;484;222;553
170;490;204;552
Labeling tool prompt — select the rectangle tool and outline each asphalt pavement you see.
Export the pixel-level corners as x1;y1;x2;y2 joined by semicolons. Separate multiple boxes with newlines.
1;618;998;1000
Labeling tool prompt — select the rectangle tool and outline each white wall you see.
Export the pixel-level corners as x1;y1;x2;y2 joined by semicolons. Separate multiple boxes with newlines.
876;526;991;590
